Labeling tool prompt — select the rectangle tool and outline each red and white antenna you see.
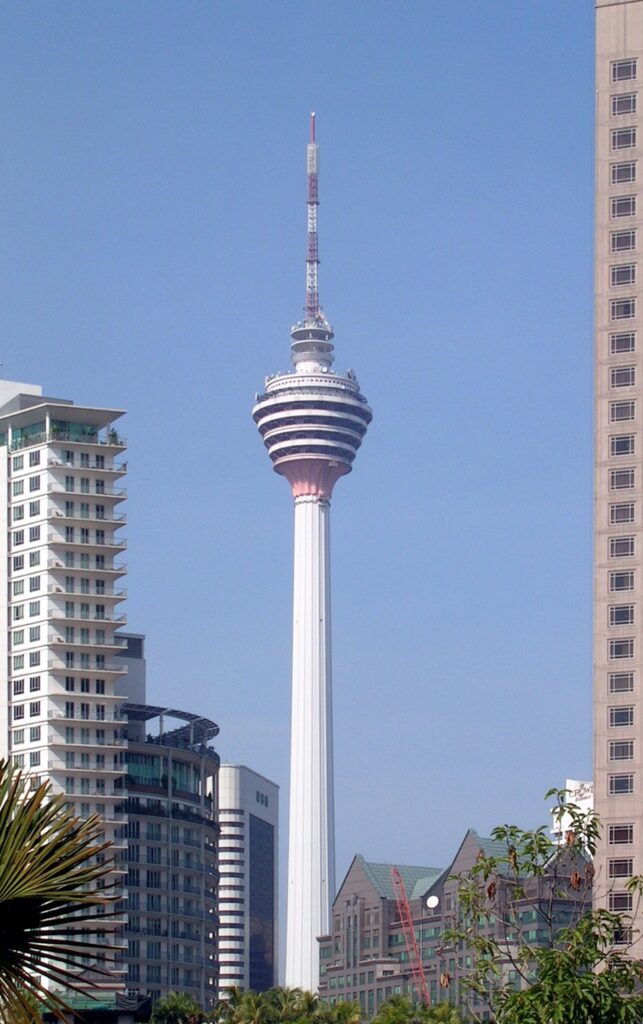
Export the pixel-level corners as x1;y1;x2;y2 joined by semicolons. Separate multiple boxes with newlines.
306;111;321;322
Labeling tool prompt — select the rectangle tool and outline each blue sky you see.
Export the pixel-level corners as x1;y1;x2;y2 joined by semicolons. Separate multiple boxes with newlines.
2;0;594;889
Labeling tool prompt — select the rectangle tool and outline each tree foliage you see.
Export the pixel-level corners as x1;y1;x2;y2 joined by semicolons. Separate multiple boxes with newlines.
212;990;463;1024
446;788;643;1023
0;760;115;1023
151;990;206;1024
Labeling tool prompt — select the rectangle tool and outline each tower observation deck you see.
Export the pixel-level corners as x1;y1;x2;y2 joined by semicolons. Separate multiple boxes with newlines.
252;115;372;992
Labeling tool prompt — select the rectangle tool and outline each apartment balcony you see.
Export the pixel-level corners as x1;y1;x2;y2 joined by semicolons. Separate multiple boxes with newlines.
48;659;127;676
47;533;127;552
47;482;127;501
48;634;128;650
48;457;127;474
49;612;127;626
48;731;127;748
49;710;125;723
10;430;126;451
48;558;127;577
49;509;128;526
48;583;127;600
48;762;125;777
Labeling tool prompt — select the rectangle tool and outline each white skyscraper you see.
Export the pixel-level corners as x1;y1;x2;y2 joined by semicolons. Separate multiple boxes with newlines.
253;116;372;991
0;378;128;996
217;765;279;996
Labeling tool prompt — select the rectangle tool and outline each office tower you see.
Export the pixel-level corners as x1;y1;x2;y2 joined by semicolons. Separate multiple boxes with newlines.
217;765;279;997
121;700;219;1010
0;378;128;996
595;0;643;945
253;116;372;990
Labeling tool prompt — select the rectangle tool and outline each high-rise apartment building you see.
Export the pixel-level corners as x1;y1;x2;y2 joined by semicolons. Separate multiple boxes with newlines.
595;0;643;946
0;378;129;994
218;765;279;997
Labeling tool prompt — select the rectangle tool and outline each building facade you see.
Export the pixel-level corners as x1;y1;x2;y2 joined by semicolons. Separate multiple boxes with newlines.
121;702;220;1011
595;0;643;947
0;378;129;997
319;833;589;1021
217;764;279;997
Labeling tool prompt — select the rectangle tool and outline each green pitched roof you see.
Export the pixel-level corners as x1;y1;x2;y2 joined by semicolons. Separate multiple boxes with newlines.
472;830;509;861
356;855;443;901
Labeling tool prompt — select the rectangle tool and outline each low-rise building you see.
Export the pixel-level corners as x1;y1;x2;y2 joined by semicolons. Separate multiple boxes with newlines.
319;830;589;1020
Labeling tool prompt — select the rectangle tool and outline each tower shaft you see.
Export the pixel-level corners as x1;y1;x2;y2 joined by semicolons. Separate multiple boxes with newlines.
285;496;335;990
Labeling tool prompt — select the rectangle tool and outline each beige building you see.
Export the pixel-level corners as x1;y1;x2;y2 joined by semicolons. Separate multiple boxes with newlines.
595;0;643;948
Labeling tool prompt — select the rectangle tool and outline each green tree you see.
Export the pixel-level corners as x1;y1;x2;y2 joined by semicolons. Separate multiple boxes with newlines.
151;991;205;1024
447;787;643;1023
0;760;114;1023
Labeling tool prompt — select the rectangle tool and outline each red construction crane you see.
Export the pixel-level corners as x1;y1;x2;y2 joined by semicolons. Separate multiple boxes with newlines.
391;867;430;1006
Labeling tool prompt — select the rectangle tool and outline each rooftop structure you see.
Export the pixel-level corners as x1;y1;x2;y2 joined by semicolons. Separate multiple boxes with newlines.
252;116;372;991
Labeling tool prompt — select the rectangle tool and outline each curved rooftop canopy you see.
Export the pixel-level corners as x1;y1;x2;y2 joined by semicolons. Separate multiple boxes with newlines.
121;702;219;743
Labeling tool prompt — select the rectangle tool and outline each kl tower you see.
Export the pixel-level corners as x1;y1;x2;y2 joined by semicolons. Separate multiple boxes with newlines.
253;114;372;991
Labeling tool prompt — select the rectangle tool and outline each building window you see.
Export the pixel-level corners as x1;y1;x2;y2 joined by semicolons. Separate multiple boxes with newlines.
29;701;40;718
13;680;24;695
12;454;23;471
611;264;636;286
29;601;40;616
29;576;40;592
612;59;638;82
610;671;634;692
610;538;635;559
29;526;40;543
610;707;634;727
610;299;636;320
609;892;634;912
610;569;634;593
612;196;637;218
611;332;636;354
609;605;634;626
13;730;24;745
609;638;634;659
611;162;637;185
29;751;40;767
612;94;637;116
612;228;637;251
28;551;39;568
28;626;40;643
28;500;39;516
12;481;23;496
611;366;636;388
29;676;40;692
609;858;634;879
612;127;637;150
610;400;636;421
12;555;23;572
610;434;635;455
28;476;40;492
610;469;635;490
609;773;634;794
609;739;634;760
12;706;24;721
610;502;635;524
609;823;634;844
12;506;24;522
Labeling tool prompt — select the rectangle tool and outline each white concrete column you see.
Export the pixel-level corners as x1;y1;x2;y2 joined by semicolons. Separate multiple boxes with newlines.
285;495;335;993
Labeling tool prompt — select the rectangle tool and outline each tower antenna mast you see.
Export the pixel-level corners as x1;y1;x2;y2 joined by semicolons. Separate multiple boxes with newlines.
306;111;321;323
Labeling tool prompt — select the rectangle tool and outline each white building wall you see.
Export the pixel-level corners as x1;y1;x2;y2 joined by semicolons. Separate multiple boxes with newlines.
218;764;278;997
